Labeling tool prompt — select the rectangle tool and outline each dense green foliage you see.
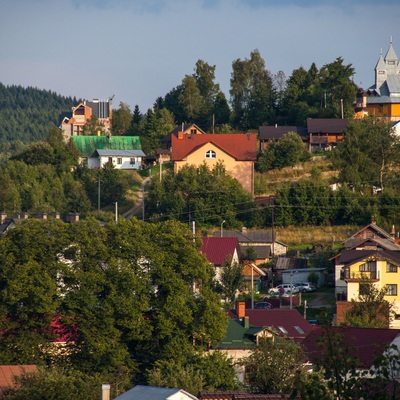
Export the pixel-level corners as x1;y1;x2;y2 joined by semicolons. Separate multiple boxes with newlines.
0;83;78;146
0;218;230;393
145;163;254;228
344;281;393;328
256;131;310;172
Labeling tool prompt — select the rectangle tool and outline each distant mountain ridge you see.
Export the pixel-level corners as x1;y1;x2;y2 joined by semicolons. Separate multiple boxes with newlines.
0;82;79;147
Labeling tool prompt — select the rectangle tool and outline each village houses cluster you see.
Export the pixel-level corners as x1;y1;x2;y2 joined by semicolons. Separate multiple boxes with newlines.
3;40;400;400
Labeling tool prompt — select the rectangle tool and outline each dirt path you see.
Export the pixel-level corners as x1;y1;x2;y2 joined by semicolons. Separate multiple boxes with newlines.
121;176;151;219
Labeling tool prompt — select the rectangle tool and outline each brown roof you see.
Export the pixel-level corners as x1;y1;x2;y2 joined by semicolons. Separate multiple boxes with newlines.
302;326;400;368
338;249;400;265
171;134;257;162
258;126;307;141
0;365;38;393
307;118;349;133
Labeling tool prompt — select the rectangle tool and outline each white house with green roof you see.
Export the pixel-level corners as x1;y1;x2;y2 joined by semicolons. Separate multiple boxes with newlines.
71;135;146;170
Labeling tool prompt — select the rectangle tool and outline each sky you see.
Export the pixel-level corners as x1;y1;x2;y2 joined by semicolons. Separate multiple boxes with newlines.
1;0;400;113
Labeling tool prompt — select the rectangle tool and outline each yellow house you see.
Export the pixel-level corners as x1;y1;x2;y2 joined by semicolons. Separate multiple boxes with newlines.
339;250;400;327
171;132;257;194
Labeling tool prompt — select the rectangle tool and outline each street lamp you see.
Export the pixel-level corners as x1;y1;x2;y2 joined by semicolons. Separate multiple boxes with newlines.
290;270;298;309
220;220;226;237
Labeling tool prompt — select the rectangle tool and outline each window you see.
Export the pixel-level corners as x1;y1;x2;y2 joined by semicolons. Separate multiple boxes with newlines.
387;263;398;273
294;326;305;334
278;326;288;334
130;157;136;165
205;150;216;159
386;284;397;296
190;129;197;135
108;157;113;163
117;158;122;165
359;261;376;272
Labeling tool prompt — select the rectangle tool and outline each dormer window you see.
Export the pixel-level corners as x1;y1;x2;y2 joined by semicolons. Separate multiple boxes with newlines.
205;150;216;159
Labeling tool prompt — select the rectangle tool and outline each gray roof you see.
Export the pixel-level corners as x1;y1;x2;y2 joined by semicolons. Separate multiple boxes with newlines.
94;149;146;157
214;230;275;243
114;385;198;400
239;244;271;259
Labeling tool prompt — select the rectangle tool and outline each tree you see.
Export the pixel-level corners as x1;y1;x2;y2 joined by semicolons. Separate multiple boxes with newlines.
147;351;239;395
112;102;132;136
82;115;106;136
241;337;306;394
145;163;254;227
0;219;70;364
256;131;310;172
332;116;399;192
230;49;275;129
344;280;393;328
218;257;245;307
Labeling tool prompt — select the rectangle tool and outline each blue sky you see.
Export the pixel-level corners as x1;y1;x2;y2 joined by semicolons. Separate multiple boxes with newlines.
1;0;400;114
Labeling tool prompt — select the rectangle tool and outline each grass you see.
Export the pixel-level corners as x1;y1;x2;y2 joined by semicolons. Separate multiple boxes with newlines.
254;156;337;196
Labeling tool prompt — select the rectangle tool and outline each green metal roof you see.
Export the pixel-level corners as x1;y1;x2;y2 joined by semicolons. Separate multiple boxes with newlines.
213;319;263;350
71;135;142;157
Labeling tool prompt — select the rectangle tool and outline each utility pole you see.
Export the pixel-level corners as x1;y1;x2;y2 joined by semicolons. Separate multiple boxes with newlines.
98;174;101;210
142;187;145;221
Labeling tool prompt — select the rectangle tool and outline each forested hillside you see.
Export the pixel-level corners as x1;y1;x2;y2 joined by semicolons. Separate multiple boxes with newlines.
0;82;78;148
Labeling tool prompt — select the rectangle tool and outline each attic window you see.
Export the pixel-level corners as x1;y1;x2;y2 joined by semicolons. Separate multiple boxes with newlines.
294;326;305;334
387;263;398;273
278;326;288;334
191;129;197;135
205;150;216;159
388;61;395;65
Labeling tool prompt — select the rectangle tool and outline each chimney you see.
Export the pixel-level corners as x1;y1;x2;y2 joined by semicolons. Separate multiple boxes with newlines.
236;302;246;318
243;316;249;329
101;384;110;400
21;212;28;220
242;227;247;233
36;212;48;220
178;131;184;139
68;213;80;223
391;225;395;238
0;212;7;224
51;212;61;220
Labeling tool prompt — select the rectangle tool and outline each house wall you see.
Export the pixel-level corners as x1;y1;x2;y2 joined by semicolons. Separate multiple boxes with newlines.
174;142;254;193
88;155;142;170
365;103;400;121
346;259;400;313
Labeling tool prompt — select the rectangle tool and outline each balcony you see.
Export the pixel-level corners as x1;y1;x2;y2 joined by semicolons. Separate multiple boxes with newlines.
341;270;380;282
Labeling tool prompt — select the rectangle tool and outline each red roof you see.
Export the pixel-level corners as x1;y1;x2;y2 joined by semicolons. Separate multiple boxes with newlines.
302;326;400;368
200;237;240;266
243;309;312;341
0;365;37;393
171;133;257;162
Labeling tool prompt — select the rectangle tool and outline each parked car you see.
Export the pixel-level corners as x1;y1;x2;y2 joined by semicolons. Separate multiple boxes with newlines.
254;301;273;309
269;284;299;295
298;282;316;292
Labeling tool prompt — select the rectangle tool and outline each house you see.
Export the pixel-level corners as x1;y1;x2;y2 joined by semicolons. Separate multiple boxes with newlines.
213;228;288;263
200;237;241;282
161;123;206;150
199;393;295;400
242;263;266;292
354;38;400;122
302;326;400;375
113;385;198;400
199;392;296;400
258;125;307;151
332;223;400;327
88;149;145;170
60;98;113;142
171;133;257;194
210;315;276;382
71;135;145;169
0;365;38;394
232;302;312;343
306;118;349;152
